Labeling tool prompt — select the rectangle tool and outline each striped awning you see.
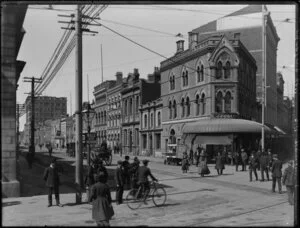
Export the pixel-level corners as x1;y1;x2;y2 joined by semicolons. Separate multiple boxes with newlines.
182;118;272;134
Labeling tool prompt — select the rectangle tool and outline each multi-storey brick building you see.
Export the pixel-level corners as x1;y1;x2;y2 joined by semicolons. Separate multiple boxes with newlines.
24;96;67;145
160;34;263;160
93;80;115;145
140;98;163;157
190;5;280;127
1;4;27;197
121;68;160;155
106;72;124;150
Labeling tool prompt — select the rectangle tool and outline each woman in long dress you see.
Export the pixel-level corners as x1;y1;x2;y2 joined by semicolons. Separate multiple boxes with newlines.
198;149;209;177
181;152;189;173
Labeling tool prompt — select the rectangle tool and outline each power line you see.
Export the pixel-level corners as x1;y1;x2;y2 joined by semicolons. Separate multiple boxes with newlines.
100;19;187;39
35;5;108;95
108;5;295;23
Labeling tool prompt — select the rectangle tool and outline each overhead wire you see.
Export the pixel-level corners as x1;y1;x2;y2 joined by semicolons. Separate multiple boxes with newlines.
35;5;108;94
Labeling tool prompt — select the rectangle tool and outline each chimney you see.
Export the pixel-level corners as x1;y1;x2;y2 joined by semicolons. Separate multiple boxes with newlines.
147;74;154;82
176;40;184;53
189;32;198;49
153;67;161;83
116;71;123;84
133;68;139;80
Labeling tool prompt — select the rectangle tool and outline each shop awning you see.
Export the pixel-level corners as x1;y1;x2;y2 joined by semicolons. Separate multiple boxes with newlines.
182;118;272;134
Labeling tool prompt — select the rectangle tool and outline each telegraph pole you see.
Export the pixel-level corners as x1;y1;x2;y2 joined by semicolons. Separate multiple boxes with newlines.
59;5;100;204
75;5;83;203
261;5;266;152
23;77;42;157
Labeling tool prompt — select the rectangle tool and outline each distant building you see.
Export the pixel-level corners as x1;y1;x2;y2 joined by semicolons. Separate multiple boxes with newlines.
93;80;115;145
190;5;280;127
106;72;124;151
1;4;27;197
24;96;67;145
121;68;161;155
140;98;163;157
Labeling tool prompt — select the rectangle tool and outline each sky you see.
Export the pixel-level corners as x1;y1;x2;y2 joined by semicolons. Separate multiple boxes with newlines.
16;3;296;131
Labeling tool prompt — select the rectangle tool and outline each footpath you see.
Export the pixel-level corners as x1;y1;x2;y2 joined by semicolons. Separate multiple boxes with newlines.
3;147;295;226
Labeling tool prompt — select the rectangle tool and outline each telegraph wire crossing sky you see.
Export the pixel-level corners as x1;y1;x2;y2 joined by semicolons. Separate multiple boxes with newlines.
17;4;296;131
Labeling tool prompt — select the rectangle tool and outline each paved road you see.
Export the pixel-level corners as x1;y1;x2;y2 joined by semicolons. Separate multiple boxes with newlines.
3;149;295;226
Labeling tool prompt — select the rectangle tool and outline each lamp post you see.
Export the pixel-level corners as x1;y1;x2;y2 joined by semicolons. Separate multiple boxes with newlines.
83;102;95;167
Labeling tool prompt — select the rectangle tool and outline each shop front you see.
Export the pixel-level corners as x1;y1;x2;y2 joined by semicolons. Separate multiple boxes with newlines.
182;118;273;163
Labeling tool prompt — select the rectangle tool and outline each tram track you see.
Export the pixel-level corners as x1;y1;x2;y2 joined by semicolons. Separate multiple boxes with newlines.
189;200;289;226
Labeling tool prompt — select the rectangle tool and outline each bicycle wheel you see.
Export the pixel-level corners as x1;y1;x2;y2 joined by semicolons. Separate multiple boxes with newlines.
152;187;167;207
126;188;143;210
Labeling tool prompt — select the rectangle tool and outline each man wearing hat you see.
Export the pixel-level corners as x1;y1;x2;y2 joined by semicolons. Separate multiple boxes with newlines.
114;160;124;205
282;160;295;205
43;158;63;207
137;159;158;204
271;154;283;193
129;157;140;189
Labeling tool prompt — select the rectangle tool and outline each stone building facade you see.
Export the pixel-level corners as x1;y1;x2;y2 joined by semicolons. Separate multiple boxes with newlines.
121;68;161;155
140;98;163;157
160;34;258;160
1;4;27;197
93;81;115;145
24;96;67;145
106;72;124;150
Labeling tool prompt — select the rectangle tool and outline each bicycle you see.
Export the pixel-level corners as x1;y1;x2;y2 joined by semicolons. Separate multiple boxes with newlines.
126;181;167;210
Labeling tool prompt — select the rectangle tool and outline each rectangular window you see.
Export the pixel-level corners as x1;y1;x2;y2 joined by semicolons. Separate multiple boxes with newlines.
155;134;161;149
143;134;147;149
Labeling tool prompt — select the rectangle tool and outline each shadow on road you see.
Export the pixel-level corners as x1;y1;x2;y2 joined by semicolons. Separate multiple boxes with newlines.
2;201;21;207
139;202;181;210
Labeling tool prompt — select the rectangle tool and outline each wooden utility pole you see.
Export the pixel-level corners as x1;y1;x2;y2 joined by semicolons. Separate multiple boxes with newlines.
261;5;266;152
59;5;100;204
23;77;42;157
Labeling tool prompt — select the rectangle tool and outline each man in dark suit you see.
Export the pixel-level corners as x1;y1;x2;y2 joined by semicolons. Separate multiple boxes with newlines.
43;158;63;207
271;154;283;193
122;156;130;189
259;151;270;181
234;151;241;172
114;160;124;205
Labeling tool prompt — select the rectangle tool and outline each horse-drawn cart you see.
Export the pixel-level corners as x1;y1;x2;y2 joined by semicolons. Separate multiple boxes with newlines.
91;145;112;166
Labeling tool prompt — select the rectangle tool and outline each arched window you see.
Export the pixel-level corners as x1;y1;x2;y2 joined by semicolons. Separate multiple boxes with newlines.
173;100;177;118
136;96;139;113
201;93;206;115
185;70;188;86
216;61;222;79
195;94;200;115
200;65;204;81
169;101;172;119
170;129;176;144
171;75;175;90
224;91;232;113
186;97;190;116
144;114;148;128
181;98;185;117
129;98;133;115
170;76;173;90
224;61;231;79
150;113;154;127
197;66;200;82
215;91;223;113
182;71;185;86
124;100;127;115
157;112;161;126
104;111;106;122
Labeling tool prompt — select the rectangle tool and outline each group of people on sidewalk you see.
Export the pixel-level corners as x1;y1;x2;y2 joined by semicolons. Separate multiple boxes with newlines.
182;146;295;206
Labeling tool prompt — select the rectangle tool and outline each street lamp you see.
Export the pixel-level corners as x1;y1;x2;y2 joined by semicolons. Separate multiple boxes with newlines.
82;101;95;166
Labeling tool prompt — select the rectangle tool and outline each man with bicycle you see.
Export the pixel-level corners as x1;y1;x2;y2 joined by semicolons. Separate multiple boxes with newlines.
137;159;158;204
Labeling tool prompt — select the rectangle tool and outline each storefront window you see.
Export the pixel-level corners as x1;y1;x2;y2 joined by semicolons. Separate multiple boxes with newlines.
216;91;223;113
